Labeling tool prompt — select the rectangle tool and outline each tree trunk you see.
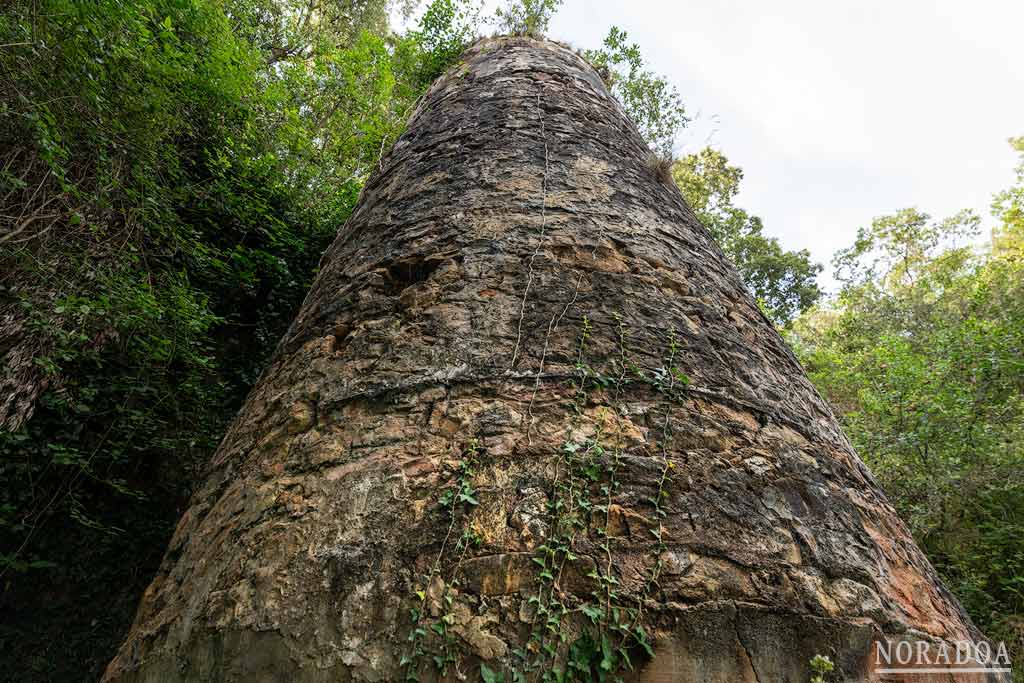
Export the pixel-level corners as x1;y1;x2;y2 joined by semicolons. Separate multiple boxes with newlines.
105;37;1004;682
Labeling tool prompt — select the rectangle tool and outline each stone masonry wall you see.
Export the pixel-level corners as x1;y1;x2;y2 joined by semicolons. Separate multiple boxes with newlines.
104;37;1002;683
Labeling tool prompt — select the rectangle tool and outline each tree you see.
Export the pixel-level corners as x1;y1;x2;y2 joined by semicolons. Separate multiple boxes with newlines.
106;37;993;683
790;192;1024;666
584;26;687;158
494;0;562;37
993;136;1024;254
672;147;822;326
227;0;392;65
0;0;474;677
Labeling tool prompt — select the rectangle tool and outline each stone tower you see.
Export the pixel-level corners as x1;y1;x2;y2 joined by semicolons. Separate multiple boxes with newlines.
105;37;1004;683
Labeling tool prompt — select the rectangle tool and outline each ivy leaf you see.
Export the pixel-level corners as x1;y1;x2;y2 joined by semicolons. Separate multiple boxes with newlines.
600;633;615;671
480;663;500;683
580;603;602;623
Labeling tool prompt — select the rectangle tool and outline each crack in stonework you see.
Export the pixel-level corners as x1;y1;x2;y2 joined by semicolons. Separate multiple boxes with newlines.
305;367;820;445
509;92;551;370
733;605;764;683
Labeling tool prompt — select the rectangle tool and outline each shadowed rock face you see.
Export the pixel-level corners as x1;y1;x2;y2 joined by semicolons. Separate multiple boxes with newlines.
105;38;1006;683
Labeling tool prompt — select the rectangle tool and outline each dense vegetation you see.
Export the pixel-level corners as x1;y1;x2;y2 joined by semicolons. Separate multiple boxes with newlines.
789;142;1024;664
671;147;822;326
0;0;1019;678
0;0;473;676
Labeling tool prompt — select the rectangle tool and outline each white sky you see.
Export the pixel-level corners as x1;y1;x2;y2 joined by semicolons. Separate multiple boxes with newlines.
545;0;1024;290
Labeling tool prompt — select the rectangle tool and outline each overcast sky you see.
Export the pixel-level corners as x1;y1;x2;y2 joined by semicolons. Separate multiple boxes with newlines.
545;0;1024;290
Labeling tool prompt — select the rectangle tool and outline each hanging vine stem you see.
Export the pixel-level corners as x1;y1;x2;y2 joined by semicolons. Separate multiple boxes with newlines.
629;328;685;642
509;92;551;370
518;315;603;677
600;313;631;620
526;271;585;445
524;314;662;679
508;316;681;679
401;439;482;681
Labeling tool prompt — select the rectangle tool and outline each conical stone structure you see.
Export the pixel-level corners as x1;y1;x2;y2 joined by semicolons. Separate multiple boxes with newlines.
105;37;1007;682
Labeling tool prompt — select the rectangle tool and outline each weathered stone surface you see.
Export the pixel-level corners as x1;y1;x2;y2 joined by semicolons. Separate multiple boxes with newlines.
104;37;1006;682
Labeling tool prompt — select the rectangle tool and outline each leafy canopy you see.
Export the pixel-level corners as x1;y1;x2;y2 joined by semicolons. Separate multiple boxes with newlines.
0;0;476;676
495;0;562;37
673;147;822;326
789;141;1024;661
585;26;687;158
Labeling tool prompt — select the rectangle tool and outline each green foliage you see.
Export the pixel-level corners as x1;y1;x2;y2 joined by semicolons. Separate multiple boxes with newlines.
673;147;822;326
585;27;687;157
0;0;475;677
228;0;391;64
494;0;562;37
993;136;1024;253
480;662;504;683
809;653;834;683
508;316;668;681
407;0;481;85
790;143;1024;667
402;439;485;681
